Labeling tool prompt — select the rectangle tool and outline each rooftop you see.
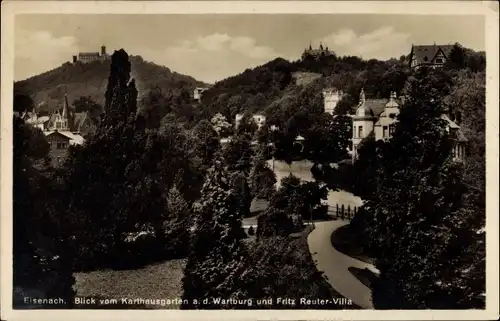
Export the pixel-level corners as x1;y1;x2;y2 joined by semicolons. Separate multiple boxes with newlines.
411;44;454;63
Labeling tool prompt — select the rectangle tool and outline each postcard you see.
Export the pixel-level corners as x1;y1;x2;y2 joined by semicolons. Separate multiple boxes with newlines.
1;1;498;320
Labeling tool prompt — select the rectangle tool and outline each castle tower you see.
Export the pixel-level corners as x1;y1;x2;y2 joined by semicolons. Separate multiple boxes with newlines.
352;88;375;162
101;45;106;55
322;88;343;115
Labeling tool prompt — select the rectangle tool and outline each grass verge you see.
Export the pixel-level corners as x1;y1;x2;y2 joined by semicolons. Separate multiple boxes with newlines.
348;267;378;290
330;224;375;265
73;259;186;309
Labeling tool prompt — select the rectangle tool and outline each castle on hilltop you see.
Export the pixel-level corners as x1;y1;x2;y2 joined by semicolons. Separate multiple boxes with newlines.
301;43;335;60
72;45;110;64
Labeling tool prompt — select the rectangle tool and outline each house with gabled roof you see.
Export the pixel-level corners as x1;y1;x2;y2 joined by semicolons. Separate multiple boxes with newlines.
351;88;467;163
43;95;87;166
409;44;454;69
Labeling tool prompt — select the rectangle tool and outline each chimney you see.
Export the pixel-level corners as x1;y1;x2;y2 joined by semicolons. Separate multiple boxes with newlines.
72;55;77;63
101;45;106;55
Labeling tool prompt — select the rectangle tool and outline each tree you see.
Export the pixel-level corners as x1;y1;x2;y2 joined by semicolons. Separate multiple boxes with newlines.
303;113;351;165
249;152;277;200
13;117;75;308
334;93;357;115
102;49;137;126
72;95;103;122
222;132;255;172
62;49;182;269
256;174;327;237
211;113;232;138
163;186;192;258
445;43;468;71
363;67;484;309
231;172;252;218
13;91;35;113
181;161;250;309
192;119;221;167
235;114;258;137
138;86;171;128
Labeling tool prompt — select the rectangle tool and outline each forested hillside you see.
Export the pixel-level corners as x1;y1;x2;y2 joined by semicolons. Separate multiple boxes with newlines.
197;43;485;123
13;55;209;115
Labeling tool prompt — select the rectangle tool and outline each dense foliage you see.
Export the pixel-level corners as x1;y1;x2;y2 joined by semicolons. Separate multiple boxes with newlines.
60;50;203;270
257;175;327;237
13;117;75;308
350;67;485;309
181;161;250;309
12;41;486;310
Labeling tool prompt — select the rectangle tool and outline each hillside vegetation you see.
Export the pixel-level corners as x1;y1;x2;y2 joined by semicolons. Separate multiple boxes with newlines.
197;44;485;123
14;55;209;115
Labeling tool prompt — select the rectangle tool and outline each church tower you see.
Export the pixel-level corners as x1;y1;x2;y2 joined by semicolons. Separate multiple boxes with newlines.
52;95;71;131
352;88;376;162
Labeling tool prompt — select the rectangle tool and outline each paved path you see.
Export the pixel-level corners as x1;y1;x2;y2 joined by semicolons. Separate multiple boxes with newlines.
307;220;379;309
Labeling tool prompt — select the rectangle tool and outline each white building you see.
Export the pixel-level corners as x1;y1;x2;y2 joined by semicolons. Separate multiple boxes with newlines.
193;87;209;102
351;89;467;163
322;88;343;115
235;113;266;130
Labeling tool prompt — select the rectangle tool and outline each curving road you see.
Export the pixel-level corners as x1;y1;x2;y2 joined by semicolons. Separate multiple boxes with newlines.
307;220;380;309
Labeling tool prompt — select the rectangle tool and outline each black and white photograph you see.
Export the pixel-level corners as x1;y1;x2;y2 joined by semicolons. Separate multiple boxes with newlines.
1;1;499;320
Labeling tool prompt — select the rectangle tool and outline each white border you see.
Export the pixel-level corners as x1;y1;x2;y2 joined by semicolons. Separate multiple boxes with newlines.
1;1;499;321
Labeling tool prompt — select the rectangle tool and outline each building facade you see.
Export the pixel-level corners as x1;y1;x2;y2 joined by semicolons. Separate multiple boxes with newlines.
322;88;343;115
235;113;266;130
22;112;50;131
21;95;87;166
409;44;454;69
351;89;466;163
72;45;109;64
193;87;209;102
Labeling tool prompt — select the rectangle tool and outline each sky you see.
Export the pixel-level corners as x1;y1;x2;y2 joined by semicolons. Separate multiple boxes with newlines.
14;14;485;84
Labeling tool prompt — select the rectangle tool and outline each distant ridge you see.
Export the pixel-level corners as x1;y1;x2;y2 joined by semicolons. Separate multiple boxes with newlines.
14;54;209;114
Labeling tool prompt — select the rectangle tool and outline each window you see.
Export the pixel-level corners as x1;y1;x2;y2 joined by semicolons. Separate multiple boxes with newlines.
435;58;444;64
56;122;61;129
358;126;363;138
353;126;357;138
389;125;395;135
56;142;67;149
423;56;428;62
383;126;388;138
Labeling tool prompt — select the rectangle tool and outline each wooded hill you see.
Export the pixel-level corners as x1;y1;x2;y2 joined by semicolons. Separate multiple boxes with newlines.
14;55;209;115
198;44;485;122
